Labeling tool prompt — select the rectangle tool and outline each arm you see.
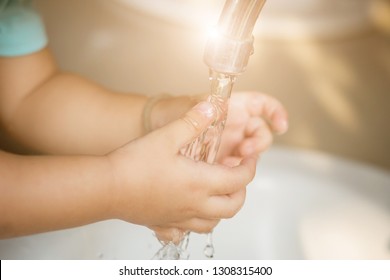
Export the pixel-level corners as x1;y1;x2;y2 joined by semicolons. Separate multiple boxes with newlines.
0;48;288;159
0;48;153;155
0;149;112;237
0;102;256;239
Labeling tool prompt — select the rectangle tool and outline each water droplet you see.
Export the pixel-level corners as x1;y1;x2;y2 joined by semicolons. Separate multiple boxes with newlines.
204;244;214;258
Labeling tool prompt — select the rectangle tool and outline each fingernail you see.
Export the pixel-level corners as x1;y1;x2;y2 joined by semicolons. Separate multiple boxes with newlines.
193;102;215;118
277;119;288;134
272;112;288;134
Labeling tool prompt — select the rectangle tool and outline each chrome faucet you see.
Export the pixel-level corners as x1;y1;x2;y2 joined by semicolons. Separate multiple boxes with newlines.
204;0;266;75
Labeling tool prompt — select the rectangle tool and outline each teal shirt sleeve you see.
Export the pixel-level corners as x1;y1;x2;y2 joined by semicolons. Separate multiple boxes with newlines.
0;0;48;56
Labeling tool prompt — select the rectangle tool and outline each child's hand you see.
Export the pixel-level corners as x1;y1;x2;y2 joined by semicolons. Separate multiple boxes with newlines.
107;102;257;239
217;91;288;166
149;92;287;168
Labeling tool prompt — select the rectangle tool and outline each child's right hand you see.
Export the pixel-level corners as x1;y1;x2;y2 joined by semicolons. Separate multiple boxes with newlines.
106;101;257;241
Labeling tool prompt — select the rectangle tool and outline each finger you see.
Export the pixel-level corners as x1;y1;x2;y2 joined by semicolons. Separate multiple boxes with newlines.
246;92;288;134
178;155;255;199
239;122;273;156
181;218;220;234
209;155;257;196
158;218;220;235
204;187;247;219
221;156;242;167
239;135;272;157
157;101;216;152
235;117;272;156
244;117;267;138
152;227;187;244
272;112;289;135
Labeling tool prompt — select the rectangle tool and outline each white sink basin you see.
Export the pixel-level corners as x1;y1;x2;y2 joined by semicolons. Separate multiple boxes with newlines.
1;146;389;259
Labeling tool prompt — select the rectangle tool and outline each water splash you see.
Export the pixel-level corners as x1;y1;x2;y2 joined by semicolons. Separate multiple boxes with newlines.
153;71;236;260
152;232;190;260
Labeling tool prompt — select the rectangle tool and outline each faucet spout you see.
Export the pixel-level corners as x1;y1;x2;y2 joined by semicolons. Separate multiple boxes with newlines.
204;0;266;75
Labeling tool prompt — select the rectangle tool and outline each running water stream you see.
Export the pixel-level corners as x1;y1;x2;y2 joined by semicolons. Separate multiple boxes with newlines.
153;70;236;260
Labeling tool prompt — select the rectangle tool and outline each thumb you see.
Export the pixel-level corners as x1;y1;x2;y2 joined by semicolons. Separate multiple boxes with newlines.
160;101;216;151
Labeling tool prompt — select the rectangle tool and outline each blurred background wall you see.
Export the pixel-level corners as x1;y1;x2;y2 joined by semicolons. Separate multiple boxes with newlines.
31;0;389;170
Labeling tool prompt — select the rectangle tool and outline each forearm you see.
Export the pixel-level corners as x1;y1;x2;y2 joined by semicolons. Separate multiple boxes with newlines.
0;150;113;238
0;48;148;155
0;48;204;155
9;73;149;155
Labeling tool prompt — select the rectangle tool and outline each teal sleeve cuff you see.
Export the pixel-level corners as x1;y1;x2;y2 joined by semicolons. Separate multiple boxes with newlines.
0;5;48;57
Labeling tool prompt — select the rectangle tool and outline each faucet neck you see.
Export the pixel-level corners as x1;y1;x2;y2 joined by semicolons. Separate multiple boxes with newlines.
204;0;266;75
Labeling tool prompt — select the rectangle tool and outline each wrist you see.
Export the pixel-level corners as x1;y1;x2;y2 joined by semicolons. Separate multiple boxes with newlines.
142;94;172;134
145;94;205;133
